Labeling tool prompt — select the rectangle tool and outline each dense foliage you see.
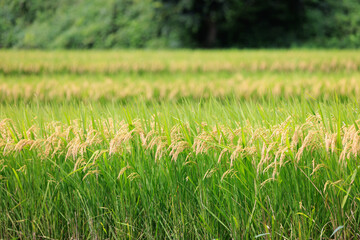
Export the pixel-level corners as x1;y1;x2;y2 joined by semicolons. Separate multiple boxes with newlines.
1;0;360;48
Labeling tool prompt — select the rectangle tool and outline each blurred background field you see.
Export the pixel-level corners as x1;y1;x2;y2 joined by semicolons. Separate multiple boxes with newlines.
1;50;360;103
2;50;360;73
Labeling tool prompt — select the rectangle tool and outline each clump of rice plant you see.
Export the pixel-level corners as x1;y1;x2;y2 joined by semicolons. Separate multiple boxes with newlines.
0;50;359;239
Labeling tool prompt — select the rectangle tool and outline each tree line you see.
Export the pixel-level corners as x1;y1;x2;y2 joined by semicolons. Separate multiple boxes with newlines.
1;0;360;48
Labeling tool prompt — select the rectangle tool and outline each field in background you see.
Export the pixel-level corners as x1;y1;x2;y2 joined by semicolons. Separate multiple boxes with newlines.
0;50;360;239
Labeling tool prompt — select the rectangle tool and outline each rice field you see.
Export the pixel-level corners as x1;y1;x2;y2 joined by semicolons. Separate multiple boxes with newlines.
0;50;360;239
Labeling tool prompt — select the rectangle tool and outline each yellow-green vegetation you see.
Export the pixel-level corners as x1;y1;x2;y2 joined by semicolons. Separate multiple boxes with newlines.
0;50;360;239
1;50;360;74
2;72;360;102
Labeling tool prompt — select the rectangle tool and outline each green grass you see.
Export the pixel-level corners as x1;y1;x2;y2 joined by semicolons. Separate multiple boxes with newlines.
1;71;360;103
1;49;360;74
0;50;359;239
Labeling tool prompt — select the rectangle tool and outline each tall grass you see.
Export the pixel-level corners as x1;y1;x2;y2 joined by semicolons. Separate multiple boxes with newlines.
1;72;360;102
0;99;359;239
1;50;360;74
0;50;359;239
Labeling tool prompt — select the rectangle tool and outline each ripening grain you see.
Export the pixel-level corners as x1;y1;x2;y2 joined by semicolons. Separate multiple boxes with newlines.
1;114;359;165
1;50;360;74
1;73;360;102
1;50;359;239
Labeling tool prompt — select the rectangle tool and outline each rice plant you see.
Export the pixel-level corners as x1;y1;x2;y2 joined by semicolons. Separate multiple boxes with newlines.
0;50;359;239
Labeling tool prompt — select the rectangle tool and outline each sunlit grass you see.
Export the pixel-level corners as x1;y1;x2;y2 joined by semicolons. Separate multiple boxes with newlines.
0;50;359;239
